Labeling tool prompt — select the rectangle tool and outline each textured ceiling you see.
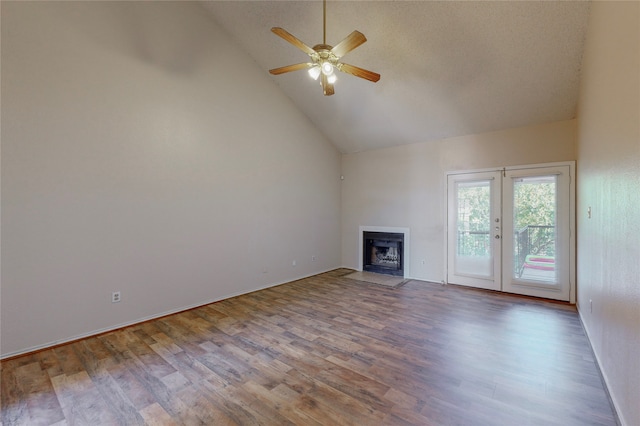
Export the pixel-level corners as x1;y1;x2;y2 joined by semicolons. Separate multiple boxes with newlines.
202;1;590;154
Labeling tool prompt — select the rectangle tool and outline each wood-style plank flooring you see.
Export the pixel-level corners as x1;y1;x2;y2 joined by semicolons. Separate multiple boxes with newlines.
1;269;617;425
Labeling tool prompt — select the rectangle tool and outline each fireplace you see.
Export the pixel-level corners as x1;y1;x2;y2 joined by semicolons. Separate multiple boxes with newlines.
363;231;404;276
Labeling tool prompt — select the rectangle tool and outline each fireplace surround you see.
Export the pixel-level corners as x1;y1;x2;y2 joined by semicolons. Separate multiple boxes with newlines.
358;226;410;277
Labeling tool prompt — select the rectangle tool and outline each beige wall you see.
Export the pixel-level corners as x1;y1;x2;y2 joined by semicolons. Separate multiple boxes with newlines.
576;2;640;426
341;120;576;281
1;2;342;357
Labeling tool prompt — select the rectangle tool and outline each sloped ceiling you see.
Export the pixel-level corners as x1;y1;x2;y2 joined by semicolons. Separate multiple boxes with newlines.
202;1;590;154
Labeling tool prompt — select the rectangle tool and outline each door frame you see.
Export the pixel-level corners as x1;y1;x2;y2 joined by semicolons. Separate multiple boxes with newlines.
446;171;502;291
444;161;576;303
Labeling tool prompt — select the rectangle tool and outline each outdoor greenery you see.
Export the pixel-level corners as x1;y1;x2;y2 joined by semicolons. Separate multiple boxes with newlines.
456;183;491;256
457;178;556;257
514;178;556;257
513;178;556;231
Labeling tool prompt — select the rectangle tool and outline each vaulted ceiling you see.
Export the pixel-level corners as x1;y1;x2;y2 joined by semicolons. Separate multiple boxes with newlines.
202;1;590;154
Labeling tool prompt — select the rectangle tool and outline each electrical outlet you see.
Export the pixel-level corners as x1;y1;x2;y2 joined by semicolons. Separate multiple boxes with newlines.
311;255;316;262
588;206;592;219
590;299;593;313
112;291;121;303
292;260;297;267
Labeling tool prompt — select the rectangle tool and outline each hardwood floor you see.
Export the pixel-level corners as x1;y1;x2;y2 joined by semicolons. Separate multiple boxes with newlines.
1;269;617;425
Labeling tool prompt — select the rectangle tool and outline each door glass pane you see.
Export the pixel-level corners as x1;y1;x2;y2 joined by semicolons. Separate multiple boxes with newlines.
512;176;557;284
455;180;492;277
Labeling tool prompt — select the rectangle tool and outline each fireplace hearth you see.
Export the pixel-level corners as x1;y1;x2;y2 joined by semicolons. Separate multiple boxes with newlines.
363;231;404;277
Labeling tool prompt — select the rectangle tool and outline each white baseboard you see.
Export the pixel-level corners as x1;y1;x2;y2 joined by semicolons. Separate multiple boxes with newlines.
577;306;625;426
0;267;339;360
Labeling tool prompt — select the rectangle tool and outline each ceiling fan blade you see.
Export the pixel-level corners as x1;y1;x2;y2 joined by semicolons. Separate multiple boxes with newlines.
271;27;315;56
331;30;367;58
321;73;335;96
338;63;381;82
269;63;313;75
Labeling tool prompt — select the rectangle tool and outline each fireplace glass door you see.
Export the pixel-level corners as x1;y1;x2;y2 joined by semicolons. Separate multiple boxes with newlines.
363;232;404;276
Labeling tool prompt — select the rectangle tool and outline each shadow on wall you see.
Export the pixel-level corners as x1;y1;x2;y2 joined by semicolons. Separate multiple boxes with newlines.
44;2;215;75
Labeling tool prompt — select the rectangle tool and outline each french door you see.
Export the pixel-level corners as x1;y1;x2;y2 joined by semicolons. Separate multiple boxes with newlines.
446;172;502;291
446;163;574;302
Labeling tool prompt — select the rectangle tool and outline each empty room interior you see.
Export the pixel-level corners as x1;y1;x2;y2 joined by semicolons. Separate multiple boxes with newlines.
1;1;638;425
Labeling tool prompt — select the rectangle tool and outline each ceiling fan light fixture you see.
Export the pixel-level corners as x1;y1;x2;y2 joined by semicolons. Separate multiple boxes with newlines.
308;66;321;80
321;61;334;76
268;0;380;95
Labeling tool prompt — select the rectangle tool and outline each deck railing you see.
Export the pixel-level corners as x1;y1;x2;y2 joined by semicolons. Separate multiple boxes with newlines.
456;230;490;256
457;225;555;275
515;225;555;275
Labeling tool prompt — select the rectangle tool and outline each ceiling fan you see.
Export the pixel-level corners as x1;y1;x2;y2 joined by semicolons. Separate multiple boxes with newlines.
268;0;380;96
